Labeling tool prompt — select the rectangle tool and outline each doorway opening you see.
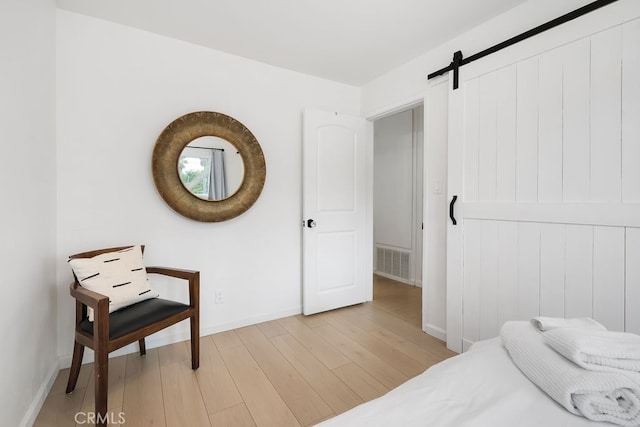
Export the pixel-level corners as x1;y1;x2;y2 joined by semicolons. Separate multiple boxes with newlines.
372;105;424;325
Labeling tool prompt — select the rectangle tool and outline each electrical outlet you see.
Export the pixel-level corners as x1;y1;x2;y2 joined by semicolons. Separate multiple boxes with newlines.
215;289;224;304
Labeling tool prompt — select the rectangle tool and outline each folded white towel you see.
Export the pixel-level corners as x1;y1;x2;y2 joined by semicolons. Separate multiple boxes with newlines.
544;328;640;378
530;316;606;332
501;321;640;426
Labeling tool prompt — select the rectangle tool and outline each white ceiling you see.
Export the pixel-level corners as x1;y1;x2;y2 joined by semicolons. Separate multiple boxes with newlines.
55;0;530;86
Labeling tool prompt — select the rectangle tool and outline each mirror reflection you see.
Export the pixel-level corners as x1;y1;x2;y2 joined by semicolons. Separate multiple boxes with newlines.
178;136;245;200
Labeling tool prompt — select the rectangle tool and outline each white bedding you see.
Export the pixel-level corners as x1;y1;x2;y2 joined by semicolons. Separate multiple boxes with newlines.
317;338;611;426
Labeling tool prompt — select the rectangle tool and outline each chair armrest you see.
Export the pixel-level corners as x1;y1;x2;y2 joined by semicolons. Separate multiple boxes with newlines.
69;283;110;328
146;266;199;280
69;282;109;309
146;267;200;309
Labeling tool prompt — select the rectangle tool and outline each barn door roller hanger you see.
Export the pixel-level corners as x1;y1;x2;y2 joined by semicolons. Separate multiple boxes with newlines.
427;0;619;90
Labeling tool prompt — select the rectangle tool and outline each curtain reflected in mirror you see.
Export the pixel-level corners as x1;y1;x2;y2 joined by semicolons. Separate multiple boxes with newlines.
178;136;245;200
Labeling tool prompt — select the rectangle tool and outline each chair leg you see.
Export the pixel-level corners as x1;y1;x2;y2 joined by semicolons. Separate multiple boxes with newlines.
94;347;108;427
66;341;85;394
138;338;146;356
190;314;199;370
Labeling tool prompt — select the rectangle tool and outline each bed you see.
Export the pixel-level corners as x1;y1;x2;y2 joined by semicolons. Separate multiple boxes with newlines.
317;331;634;427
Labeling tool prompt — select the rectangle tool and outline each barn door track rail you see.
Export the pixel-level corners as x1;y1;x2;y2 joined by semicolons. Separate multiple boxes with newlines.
427;0;619;90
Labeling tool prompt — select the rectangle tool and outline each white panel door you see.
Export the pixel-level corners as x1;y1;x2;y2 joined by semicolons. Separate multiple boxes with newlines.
302;109;373;315
446;16;640;353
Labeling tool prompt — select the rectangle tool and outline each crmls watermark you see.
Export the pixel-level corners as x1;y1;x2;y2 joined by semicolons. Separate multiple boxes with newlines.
74;411;126;425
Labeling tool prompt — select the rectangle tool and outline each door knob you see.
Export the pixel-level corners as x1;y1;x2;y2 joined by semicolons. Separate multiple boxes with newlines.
307;219;316;228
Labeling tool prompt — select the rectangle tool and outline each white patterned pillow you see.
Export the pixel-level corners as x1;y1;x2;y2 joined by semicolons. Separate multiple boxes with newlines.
68;245;159;321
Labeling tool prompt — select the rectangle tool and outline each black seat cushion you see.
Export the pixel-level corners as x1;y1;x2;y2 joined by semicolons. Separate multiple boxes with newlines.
80;298;190;340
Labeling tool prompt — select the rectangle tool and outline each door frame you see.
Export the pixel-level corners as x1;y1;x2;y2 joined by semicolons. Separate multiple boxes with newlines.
423;76;450;343
367;91;447;342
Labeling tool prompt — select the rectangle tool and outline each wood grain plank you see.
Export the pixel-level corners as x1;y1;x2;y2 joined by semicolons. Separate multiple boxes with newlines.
256;320;288;338
293;313;328;329
158;341;211;427
211;330;244;351
121;348;166;427
313;323;408;390
209;404;256;427
368;327;454;367
33;386;87;427
323;303;383;335
345;304;452;357
48;363;92;397
332;363;389;402
277;316;351;369
80;355;126;414
371;276;422;327
217;340;300;427
320;311;428;377
196;335;243;415
235;326;333;426
270;333;361;415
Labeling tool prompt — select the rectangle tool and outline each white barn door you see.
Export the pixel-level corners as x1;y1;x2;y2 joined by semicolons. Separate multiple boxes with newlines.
447;16;640;353
302;109;373;315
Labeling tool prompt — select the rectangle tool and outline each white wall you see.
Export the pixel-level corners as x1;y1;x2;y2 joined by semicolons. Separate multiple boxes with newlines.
374;110;414;249
0;1;58;426
362;0;597;117
56;10;361;363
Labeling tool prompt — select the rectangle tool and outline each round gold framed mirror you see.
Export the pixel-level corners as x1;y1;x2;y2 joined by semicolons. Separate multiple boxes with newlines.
152;111;266;222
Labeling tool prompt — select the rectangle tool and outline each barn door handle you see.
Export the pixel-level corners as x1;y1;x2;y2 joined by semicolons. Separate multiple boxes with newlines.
449;195;458;225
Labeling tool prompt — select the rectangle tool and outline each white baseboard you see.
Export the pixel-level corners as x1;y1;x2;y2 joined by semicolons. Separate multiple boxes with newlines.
423;323;446;341
59;305;302;368
374;271;418;287
19;358;60;427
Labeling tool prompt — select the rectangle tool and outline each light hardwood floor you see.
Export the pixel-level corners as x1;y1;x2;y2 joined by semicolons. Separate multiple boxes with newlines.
35;275;455;426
